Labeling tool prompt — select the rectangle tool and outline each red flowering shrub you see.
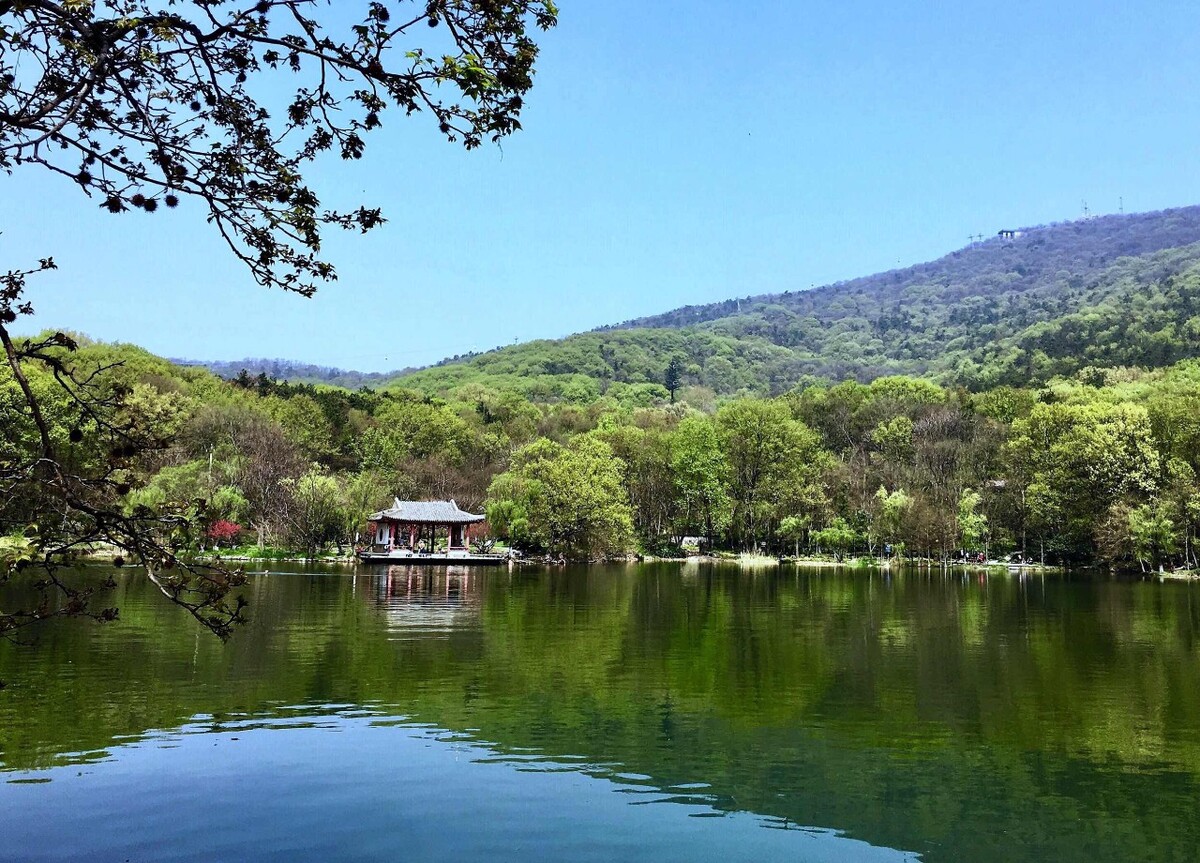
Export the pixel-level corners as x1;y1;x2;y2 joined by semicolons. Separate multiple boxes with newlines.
207;520;242;547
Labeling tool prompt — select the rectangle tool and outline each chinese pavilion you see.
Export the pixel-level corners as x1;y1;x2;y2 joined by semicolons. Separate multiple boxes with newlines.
362;499;492;562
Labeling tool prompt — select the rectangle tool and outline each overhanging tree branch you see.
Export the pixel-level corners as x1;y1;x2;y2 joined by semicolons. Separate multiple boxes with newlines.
0;1;556;639
1;0;557;295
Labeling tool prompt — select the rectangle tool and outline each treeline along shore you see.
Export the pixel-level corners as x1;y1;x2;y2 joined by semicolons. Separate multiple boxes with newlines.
3;334;1198;572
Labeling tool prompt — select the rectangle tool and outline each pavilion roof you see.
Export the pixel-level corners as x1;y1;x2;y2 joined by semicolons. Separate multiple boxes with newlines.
367;499;485;525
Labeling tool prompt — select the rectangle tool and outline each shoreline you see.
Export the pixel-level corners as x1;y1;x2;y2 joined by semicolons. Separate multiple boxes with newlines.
72;548;1195;578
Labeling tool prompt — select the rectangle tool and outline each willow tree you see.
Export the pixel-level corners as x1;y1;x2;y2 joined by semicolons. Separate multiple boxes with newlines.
0;0;557;640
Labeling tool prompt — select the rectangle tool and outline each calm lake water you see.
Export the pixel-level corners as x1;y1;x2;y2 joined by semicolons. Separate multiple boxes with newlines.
2;563;1199;862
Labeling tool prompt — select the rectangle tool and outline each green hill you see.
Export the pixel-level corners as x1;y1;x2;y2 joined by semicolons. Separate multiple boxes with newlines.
390;206;1200;401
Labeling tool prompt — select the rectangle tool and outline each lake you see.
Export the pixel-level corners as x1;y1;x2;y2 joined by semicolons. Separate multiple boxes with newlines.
2;563;1198;862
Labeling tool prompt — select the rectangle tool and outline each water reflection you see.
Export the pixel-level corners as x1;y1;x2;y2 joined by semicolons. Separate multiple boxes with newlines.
368;566;485;638
1;564;1198;862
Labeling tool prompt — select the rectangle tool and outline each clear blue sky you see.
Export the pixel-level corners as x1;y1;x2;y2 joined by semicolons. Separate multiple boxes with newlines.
6;0;1200;371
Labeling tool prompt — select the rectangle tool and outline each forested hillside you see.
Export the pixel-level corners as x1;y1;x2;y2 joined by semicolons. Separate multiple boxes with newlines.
613;207;1200;331
4;333;1200;570
391;207;1200;399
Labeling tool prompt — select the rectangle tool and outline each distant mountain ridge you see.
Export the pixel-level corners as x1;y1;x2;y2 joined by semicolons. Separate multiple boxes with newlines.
173;358;411;389
385;205;1200;398
600;208;1200;332
188;206;1200;398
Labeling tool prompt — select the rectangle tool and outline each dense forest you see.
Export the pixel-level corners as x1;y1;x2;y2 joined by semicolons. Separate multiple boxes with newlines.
368;207;1200;398
4;333;1198;570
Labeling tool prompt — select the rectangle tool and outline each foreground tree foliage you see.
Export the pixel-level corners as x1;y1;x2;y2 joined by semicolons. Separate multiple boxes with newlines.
0;297;249;638
1;0;557;292
0;0;557;639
